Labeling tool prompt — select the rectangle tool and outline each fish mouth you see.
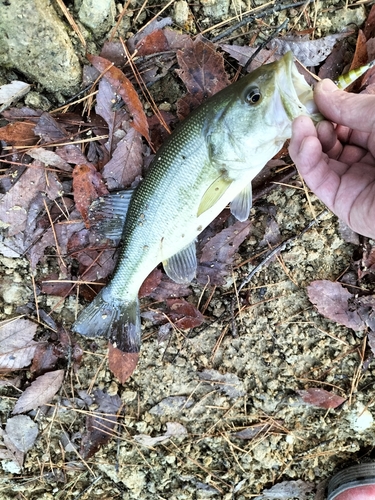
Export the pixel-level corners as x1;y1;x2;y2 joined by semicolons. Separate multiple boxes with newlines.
277;51;321;122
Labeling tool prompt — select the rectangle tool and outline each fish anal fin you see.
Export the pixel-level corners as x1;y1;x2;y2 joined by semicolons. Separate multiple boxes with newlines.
197;176;232;217
230;183;253;222
88;189;134;241
163;240;197;284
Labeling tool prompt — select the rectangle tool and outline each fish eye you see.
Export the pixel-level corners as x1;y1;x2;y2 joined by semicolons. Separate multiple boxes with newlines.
246;87;261;105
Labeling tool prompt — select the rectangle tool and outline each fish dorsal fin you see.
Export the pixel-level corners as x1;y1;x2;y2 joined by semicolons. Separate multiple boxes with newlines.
197;176;232;217
230;183;253;222
163;240;197;284
88;189;134;241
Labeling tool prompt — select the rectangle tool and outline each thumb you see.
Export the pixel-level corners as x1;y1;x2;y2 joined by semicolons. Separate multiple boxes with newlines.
314;79;375;133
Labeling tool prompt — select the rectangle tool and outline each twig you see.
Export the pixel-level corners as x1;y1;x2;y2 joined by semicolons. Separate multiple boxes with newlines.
211;0;315;42
242;18;289;74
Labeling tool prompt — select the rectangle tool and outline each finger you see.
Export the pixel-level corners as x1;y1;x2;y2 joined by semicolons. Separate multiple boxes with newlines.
289;119;340;210
314;79;375;134
316;120;343;158
289;115;317;165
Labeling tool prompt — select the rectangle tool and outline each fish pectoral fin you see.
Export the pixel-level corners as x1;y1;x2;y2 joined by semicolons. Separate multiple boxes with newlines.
230;183;253;222
197;176;232;217
163;241;197;284
88;189;134;241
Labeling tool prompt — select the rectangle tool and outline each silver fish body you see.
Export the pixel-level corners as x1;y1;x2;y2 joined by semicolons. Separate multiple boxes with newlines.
73;51;319;354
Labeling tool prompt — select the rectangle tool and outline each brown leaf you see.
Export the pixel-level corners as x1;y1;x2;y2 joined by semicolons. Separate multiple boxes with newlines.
176;36;230;117
139;268;163;298
27;147;71;172
350;30;368;71
108;342;139;383
165;298;204;329
0;164;62;237
297;388;346;409
34;112;68;142
0;318;38;371
72;164;109;227
0;121;37;146
232;421;284;440
220;45;277;71
30;344;59;376
102;128;143;190
87;54;150;143
307;280;365;330
200;220;251;262
12;370;64;414
80;389;121;459
136;29;169;56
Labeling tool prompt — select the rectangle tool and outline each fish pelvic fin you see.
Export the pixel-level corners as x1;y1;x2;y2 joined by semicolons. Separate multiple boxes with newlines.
72;290;141;353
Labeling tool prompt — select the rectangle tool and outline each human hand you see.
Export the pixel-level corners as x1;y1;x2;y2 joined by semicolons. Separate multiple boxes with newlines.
289;79;375;239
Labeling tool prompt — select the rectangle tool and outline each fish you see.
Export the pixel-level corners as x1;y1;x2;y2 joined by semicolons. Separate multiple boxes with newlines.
72;50;320;358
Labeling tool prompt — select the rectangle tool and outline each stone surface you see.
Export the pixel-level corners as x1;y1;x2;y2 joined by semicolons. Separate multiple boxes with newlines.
0;0;81;95
78;0;116;35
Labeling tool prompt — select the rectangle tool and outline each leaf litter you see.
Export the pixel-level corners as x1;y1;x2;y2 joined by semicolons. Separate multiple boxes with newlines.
1;3;375;498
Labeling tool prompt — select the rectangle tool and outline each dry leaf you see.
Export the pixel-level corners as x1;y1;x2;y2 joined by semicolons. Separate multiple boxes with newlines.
27;147;71;172
80;389;121;459
220;45;277;71
176;36;230;117
0;164;62;237
72;164;108;227
108;342;139;384
0;318;38;371
0;121;37;146
5;415;38;453
165;298;204;329
307;280;365;330
269;32;352;66
102;128;143;190
12;370;64;414
135;29;169;56
297;388;346;409
87;54;150;143
0;81;30;112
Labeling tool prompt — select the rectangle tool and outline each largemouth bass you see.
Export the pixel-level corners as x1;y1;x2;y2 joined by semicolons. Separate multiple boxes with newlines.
73;51;319;356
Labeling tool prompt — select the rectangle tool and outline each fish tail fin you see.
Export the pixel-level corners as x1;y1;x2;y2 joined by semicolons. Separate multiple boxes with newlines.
72;289;141;353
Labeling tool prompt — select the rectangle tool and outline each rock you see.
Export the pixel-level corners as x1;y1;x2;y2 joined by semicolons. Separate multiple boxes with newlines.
78;0;116;35
0;0;81;95
200;0;229;20
174;0;189;25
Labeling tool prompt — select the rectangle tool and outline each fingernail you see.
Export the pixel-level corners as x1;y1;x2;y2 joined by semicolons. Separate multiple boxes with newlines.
318;79;337;92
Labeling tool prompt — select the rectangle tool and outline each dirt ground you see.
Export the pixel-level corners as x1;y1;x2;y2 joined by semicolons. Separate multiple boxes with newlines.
1;1;375;499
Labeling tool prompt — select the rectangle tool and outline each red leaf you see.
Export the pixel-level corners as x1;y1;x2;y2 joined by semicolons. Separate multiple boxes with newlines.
0;121;37;146
72;164;108;227
139;268;163;298
136;30;169;56
166;298;204;329
350;30;368;71
297;388;346;409
108;342;139;384
87;54;150;143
